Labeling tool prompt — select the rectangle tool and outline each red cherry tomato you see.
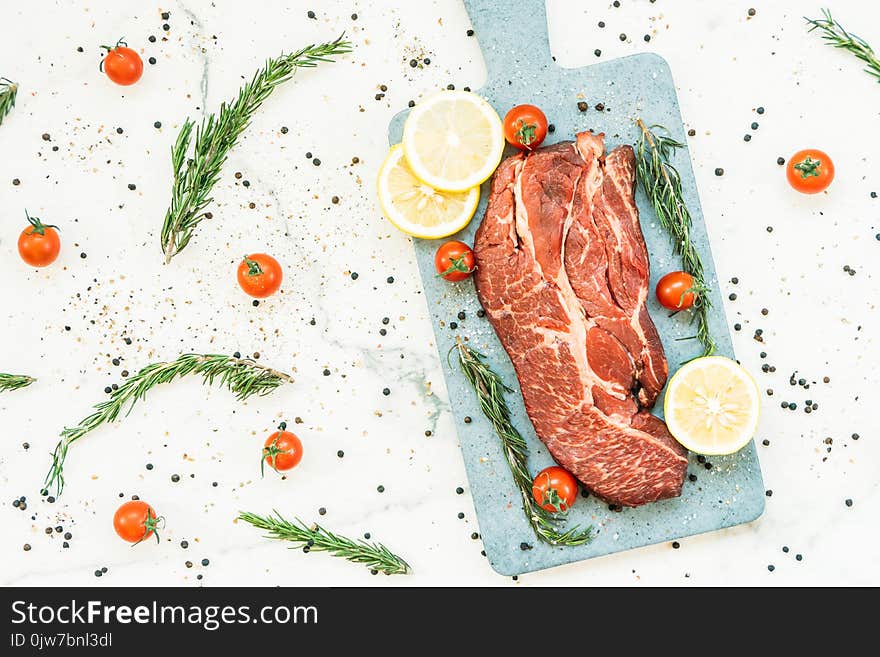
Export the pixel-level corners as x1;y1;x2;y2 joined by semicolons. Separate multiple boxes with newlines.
18;211;61;268
531;466;578;513
237;253;283;298
656;271;696;310
435;240;475;282
113;500;161;544
262;424;303;476
101;39;144;86
503;104;548;150
786;149;834;194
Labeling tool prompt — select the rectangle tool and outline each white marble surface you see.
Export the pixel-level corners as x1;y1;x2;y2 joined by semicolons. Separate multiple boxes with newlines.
1;0;878;586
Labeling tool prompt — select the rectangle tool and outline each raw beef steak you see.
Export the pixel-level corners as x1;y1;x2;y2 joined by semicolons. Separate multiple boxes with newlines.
473;131;688;507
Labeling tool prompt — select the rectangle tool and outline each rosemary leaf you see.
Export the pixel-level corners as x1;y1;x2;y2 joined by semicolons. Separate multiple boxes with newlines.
636;119;716;358
806;9;880;83
0;78;18;126
454;343;592;547
0;372;35;392
161;35;352;263
45;353;293;495
238;511;410;576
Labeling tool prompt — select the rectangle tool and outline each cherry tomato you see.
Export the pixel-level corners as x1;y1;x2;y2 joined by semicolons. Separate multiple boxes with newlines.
786;149;834;194
18;211;61;268
503;104;548;150
531;466;578;513
262;423;304;475
113;500;161;544
435;240;475;282
100;39;143;86
237;253;283;298
656;271;696;311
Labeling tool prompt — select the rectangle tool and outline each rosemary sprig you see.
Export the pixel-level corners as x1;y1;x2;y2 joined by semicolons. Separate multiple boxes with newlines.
160;36;352;263
0;77;18;126
636;119;716;358
0;372;35;392
453;343;591;547
238;510;410;576
45;353;293;495
806;9;880;83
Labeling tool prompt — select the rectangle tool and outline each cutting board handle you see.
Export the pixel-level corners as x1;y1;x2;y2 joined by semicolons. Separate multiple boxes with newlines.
463;0;553;80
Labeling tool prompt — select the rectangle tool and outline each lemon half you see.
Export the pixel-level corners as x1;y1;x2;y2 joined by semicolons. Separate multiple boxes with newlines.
402;90;504;192
377;145;479;239
664;356;760;456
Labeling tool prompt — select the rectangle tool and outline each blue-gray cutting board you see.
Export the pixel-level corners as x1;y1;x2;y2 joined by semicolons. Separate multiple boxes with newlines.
388;0;764;576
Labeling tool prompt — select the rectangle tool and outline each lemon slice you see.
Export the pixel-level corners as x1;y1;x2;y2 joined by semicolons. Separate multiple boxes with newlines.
377;145;479;239
664;356;760;456
402;90;504;192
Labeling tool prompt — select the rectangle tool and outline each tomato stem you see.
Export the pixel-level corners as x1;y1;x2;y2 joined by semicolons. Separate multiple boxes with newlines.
99;37;128;72
537;471;570;513
24;210;58;236
515;119;538;149
541;487;569;513
99;37;128;53
794;156;822;179
133;508;163;546
436;255;475;280
260;424;290;477
244;256;264;277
